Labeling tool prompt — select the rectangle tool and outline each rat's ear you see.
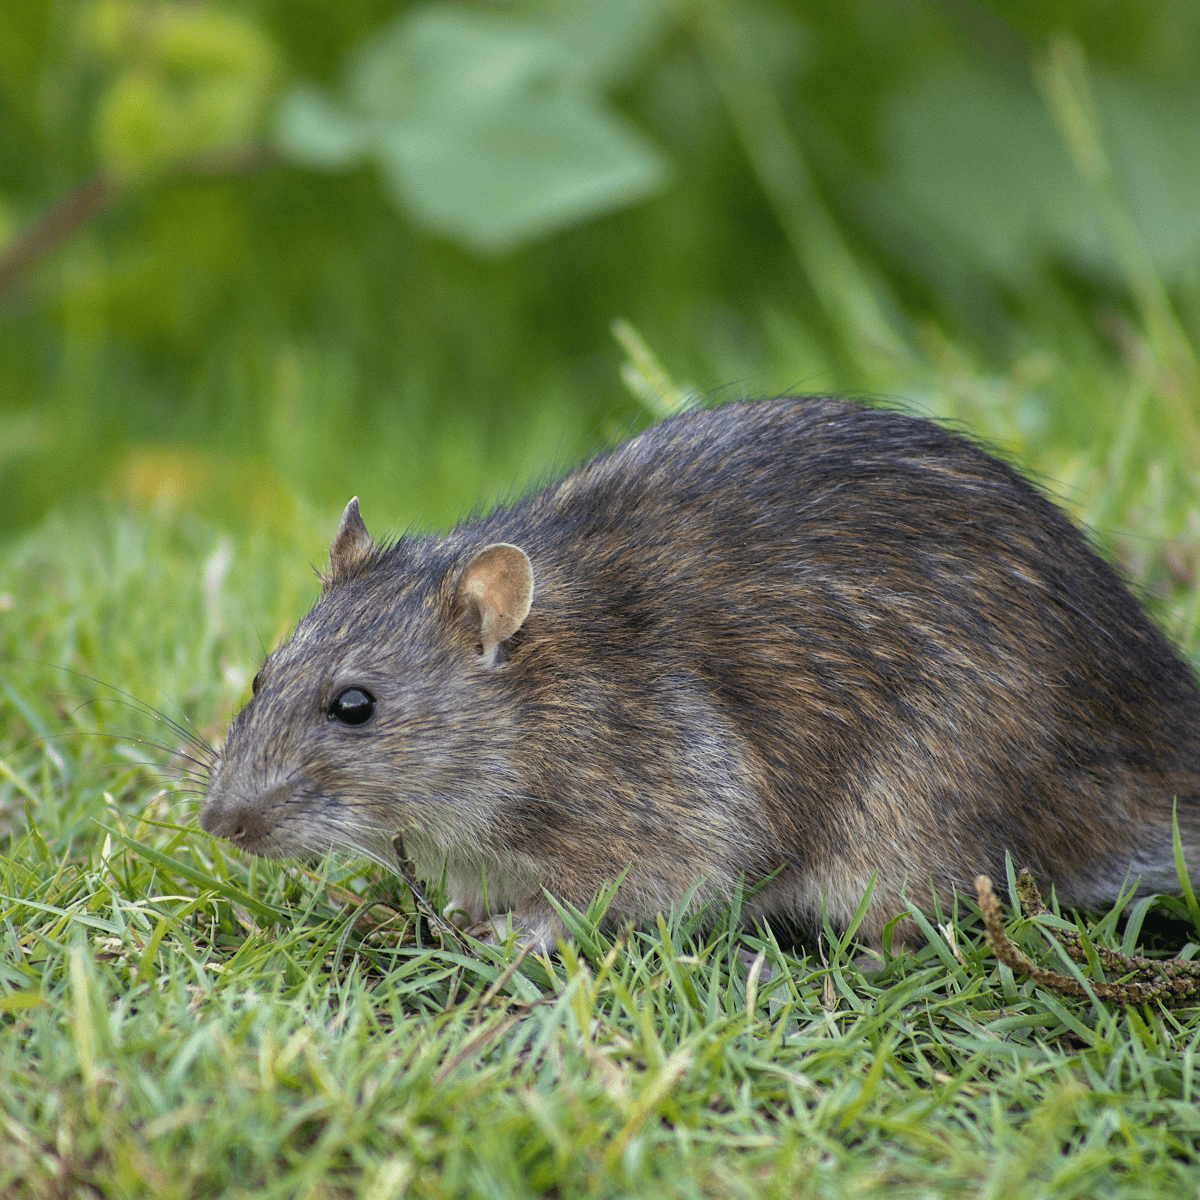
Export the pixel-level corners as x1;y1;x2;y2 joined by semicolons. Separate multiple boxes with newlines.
457;543;533;665
328;497;374;583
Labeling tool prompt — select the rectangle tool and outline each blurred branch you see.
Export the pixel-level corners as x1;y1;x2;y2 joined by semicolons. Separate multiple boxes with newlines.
688;0;912;372
0;176;117;299
0;144;276;300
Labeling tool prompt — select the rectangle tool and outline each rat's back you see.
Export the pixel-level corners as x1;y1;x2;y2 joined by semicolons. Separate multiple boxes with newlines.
474;398;1200;937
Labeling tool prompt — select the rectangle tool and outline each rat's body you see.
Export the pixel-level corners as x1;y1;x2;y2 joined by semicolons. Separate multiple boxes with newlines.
200;398;1200;950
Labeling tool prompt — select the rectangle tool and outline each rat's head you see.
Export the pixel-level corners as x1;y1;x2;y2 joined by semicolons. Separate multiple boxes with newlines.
199;498;534;868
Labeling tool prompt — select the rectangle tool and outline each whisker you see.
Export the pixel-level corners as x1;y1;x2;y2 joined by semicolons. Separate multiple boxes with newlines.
73;694;217;763
6;732;216;800
40;663;219;759
9;728;204;769
48;702;217;781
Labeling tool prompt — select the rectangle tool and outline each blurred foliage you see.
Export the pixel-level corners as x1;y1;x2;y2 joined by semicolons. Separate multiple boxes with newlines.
0;0;1198;544
87;1;279;180
275;1;671;251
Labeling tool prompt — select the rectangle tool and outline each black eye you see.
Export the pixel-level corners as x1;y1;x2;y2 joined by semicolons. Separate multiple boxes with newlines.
328;687;375;726
251;670;263;695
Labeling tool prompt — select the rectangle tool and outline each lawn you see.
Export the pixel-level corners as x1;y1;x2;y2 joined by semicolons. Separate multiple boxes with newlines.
3;1;1200;1196
3;325;1200;1195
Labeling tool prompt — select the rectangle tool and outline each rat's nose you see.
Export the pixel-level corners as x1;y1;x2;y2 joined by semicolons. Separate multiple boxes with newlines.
199;787;281;850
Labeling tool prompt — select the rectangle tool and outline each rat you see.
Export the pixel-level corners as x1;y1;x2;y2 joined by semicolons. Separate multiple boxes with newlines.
199;397;1200;953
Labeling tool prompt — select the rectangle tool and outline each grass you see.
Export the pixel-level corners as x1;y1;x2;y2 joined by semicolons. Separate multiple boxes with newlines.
4;25;1200;1193
3;346;1200;1197
6;783;1200;1200
4;791;1200;1200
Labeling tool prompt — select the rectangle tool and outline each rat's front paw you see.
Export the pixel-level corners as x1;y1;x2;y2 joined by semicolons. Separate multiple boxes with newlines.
466;903;563;955
443;894;485;929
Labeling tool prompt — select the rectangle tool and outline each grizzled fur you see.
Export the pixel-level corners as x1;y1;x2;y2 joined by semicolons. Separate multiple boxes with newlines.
200;397;1200;950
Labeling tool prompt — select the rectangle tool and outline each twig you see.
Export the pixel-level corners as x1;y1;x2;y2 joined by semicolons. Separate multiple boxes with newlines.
393;833;465;951
975;872;1200;1006
0;143;276;299
0;176;118;297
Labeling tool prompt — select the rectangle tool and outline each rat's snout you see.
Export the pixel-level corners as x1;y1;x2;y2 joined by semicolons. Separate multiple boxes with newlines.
199;785;282;851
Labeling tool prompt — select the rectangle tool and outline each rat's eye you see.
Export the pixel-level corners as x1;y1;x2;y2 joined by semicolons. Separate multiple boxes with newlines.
328;687;376;726
251;670;263;695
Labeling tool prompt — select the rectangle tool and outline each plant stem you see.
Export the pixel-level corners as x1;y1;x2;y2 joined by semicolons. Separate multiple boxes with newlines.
689;0;912;373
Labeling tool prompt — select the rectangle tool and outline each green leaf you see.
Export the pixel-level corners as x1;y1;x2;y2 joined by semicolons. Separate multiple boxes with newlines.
543;0;670;87
885;67;1200;285
89;5;279;180
271;4;670;253
274;84;367;168
885;68;1106;282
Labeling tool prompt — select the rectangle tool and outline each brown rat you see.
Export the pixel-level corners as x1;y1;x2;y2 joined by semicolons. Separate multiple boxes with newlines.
199;397;1200;952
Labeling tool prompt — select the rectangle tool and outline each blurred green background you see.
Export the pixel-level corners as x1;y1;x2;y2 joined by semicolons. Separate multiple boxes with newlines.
1;0;1199;583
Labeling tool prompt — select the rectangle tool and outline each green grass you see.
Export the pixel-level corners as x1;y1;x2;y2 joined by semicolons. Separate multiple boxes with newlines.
3;344;1200;1198
4;772;1200;1200
5;4;1200;1194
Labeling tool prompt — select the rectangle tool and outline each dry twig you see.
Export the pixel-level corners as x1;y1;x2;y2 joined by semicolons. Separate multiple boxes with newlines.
975;871;1200;1006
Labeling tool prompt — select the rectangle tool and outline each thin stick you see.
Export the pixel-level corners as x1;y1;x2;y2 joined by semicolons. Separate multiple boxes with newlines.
975;873;1200;1006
